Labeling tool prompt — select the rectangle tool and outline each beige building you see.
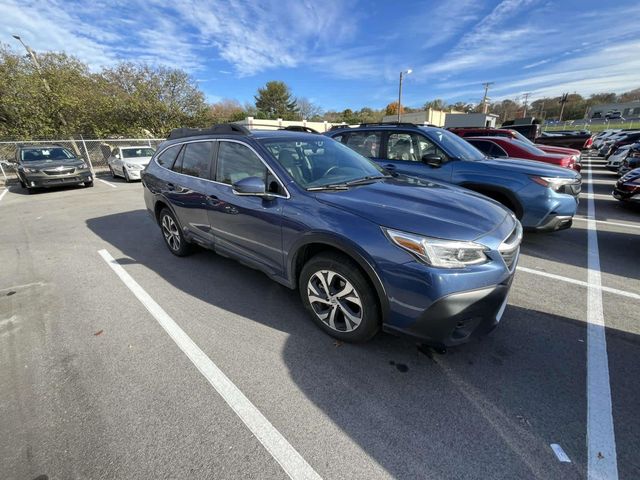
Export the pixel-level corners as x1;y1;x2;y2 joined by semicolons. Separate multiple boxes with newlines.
382;108;455;126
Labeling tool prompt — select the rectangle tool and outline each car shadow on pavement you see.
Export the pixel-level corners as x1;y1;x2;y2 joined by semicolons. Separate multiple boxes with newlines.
86;210;640;480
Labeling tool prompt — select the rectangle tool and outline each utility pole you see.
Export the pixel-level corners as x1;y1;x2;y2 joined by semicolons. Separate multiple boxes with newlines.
397;69;412;122
481;82;494;114
522;92;531;118
558;93;569;122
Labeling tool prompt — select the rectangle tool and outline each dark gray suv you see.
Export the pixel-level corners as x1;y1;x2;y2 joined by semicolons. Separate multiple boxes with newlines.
15;144;93;193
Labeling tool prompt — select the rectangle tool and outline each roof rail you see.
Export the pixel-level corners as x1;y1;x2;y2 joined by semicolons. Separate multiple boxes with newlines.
167;123;250;140
280;125;319;133
330;122;440;130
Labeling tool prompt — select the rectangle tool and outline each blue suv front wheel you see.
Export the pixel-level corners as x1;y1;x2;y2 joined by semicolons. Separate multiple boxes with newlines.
299;252;381;342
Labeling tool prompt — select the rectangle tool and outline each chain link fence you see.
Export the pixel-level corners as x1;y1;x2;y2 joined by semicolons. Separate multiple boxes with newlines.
0;137;166;183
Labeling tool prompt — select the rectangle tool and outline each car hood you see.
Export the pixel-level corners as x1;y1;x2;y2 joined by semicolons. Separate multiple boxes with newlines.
20;158;84;169
314;177;513;243
480;156;577;177
122;156;152;165
536;144;580;156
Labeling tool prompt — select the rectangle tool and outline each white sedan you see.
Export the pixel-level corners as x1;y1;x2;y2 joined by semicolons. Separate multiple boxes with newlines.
107;146;155;182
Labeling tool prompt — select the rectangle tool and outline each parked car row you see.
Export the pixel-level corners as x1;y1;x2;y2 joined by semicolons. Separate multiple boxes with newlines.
594;129;640;158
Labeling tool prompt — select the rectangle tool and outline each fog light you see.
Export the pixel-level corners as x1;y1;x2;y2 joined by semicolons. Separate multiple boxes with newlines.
30;181;35;187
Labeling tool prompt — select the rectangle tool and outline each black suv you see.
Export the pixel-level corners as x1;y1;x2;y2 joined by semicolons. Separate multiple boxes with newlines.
15;144;93;192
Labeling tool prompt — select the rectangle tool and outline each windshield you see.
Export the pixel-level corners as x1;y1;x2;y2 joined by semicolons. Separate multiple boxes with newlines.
422;128;484;160
122;147;155;158
259;137;385;188
21;147;75;162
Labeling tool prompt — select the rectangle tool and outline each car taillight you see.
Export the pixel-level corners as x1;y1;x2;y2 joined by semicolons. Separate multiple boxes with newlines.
584;138;593;149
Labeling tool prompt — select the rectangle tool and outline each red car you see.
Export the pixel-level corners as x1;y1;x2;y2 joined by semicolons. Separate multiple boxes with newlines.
465;136;581;171
449;127;582;159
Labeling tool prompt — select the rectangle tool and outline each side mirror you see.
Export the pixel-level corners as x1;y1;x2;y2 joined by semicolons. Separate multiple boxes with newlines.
421;154;444;167
232;176;273;199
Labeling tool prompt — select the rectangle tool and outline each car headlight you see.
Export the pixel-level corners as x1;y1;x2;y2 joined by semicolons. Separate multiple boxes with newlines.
23;167;39;173
77;162;88;169
384;228;489;268
126;163;142;169
531;176;579;192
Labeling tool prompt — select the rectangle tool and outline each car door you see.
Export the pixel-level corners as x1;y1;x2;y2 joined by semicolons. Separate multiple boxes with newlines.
207;140;285;277
379;131;454;183
163;140;217;245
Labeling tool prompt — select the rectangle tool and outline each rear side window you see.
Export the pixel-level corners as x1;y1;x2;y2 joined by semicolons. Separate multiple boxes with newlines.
345;132;381;158
156;145;181;168
216;141;267;185
468;140;492;155
180;141;215;179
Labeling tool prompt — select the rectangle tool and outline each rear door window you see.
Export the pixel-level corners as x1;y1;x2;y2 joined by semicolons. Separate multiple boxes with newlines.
344;132;381;158
156;145;182;169
180;141;215;179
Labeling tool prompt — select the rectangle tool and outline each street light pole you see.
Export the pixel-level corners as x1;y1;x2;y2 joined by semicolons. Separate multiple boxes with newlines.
13;35;71;130
397;69;412;122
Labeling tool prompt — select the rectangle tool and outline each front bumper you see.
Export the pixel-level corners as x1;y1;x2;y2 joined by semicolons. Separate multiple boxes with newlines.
125;168;143;179
23;172;92;188
534;214;573;232
613;187;640;203
383;278;513;347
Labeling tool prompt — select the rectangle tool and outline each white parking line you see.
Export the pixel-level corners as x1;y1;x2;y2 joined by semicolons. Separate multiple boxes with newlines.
580;193;614;201
585;161;619;479
516;267;640;301
97;178;117;188
550;444;572;463
0;188;7;202
573;216;640;230
98;249;322;480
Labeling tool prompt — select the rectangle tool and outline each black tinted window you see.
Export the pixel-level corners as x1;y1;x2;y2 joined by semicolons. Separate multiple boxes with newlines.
345;132;381;158
156;145;181;168
216;141;267;185
468;140;492;155
180;142;214;179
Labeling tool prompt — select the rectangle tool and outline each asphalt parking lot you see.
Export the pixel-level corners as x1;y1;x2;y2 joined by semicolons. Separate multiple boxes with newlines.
0;155;638;480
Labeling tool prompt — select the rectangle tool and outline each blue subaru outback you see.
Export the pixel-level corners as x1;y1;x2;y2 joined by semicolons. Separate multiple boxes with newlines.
326;124;581;231
142;125;522;347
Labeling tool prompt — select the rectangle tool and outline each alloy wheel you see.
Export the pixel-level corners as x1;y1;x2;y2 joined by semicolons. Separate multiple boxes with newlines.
307;270;363;332
161;214;181;251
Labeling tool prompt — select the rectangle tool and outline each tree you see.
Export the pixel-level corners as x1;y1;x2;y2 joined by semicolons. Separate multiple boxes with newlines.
385;101;404;116
424;99;447;111
295;97;323;120
254;81;298;120
209;99;246;123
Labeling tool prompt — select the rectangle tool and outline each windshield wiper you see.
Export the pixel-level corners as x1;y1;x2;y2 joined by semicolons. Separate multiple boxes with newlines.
306;175;386;191
306;184;350;191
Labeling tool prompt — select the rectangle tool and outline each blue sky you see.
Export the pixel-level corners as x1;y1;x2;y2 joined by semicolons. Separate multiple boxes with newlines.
3;0;640;111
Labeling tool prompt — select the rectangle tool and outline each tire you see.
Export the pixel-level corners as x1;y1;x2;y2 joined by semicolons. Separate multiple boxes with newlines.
299;252;380;342
84;180;94;188
124;168;131;183
19;179;26;189
159;208;191;256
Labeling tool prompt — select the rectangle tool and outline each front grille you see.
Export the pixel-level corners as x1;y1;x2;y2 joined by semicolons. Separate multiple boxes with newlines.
499;221;522;271
44;167;75;175
500;247;520;270
561;182;581;196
